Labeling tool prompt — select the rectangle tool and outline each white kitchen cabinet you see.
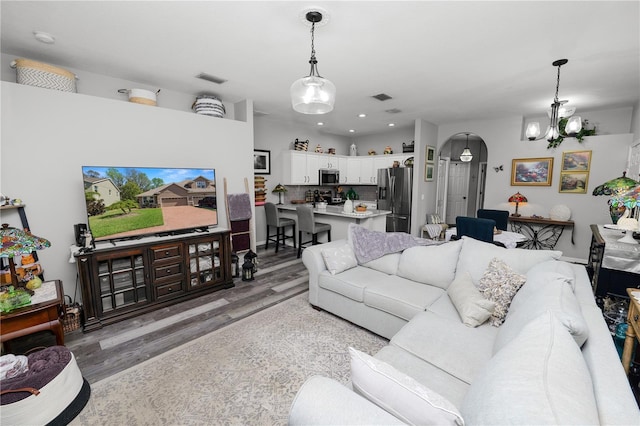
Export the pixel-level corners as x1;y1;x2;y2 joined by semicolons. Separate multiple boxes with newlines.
282;151;319;185
346;157;363;184
317;154;340;170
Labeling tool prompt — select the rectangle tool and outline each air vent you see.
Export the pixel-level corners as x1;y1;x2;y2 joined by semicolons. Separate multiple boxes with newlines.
385;108;402;114
372;93;392;101
196;72;228;85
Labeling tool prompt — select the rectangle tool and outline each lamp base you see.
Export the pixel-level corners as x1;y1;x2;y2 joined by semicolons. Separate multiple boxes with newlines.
618;232;638;245
511;213;521;217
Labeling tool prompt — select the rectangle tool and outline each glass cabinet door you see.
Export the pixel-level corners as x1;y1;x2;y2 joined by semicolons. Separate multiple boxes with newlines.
188;238;222;288
96;251;147;313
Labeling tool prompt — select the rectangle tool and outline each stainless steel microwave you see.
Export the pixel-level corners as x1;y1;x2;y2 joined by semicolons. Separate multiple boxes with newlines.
319;169;340;185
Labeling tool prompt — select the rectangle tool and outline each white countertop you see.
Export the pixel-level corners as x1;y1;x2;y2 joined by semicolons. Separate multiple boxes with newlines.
277;204;391;219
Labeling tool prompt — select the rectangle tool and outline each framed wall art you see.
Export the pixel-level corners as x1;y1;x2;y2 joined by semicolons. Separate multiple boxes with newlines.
425;164;434;182
511;157;553;186
561;150;592;172
426;146;436;163
253;149;271;174
559;172;589;194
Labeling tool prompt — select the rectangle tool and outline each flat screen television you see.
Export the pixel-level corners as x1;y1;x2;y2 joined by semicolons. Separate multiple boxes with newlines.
82;166;217;242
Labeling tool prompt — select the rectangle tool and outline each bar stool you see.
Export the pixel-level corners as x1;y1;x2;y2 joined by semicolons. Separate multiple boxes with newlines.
296;205;331;258
264;202;296;253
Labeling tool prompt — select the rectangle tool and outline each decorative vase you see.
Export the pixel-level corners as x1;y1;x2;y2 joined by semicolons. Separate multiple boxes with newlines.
343;199;353;213
350;144;357;156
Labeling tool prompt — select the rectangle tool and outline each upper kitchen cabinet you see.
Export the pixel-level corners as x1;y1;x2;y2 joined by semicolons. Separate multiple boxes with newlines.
282;151;319;185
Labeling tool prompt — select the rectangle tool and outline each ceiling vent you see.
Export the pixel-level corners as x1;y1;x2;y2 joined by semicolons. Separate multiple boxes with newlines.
196;72;228;85
385;108;402;114
372;93;392;101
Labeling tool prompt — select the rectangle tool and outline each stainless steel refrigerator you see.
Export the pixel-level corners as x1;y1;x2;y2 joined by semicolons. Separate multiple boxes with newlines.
377;167;413;233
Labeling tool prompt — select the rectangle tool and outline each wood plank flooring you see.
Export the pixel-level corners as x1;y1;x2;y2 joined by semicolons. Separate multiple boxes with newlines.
4;245;308;384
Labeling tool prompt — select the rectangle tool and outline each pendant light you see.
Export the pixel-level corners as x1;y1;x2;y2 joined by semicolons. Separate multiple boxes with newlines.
525;59;582;142
460;133;473;162
290;11;336;114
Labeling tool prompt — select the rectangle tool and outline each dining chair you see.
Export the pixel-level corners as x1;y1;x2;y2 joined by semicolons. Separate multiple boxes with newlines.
296;205;331;258
264;202;296;253
477;209;509;231
455;216;501;246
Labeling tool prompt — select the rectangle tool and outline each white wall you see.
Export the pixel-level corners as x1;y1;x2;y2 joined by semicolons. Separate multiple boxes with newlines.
252;116;351;244
350;125;415;157
437;115;633;261
413;119;439;235
1;82;254;300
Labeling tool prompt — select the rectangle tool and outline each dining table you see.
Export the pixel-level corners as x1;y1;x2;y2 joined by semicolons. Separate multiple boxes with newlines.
444;228;527;249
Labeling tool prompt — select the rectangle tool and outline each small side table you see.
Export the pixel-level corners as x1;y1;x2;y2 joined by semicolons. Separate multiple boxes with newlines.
508;216;574;250
622;288;640;374
0;280;65;346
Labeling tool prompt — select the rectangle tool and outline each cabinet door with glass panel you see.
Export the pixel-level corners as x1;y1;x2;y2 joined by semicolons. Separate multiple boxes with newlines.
95;249;149;315
187;236;224;289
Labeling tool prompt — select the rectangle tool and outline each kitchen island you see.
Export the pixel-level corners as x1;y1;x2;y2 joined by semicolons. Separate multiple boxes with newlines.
277;204;391;242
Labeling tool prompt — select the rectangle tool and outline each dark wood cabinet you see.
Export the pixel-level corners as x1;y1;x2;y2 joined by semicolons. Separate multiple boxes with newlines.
76;230;233;331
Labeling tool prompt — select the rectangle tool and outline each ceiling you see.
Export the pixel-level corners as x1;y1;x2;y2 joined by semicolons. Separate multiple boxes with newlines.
1;1;639;137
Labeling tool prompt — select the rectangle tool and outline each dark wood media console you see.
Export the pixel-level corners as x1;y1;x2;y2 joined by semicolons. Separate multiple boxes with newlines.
75;229;233;331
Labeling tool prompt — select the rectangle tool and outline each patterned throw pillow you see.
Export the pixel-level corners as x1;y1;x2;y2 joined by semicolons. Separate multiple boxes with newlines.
321;243;358;275
478;258;526;326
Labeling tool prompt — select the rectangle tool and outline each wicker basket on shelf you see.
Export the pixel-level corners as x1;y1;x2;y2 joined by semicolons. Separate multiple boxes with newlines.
11;58;77;92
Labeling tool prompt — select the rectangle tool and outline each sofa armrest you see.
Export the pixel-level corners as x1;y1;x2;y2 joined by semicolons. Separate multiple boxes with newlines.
289;376;405;425
301;239;348;306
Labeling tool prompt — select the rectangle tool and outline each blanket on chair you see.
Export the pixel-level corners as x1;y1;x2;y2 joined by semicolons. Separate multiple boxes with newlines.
348;224;440;264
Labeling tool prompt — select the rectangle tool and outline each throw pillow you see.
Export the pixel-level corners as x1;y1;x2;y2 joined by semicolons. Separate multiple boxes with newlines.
321;243;358;275
461;311;599;425
477;258;526;326
447;271;495;327
396;240;463;289
349;347;464;426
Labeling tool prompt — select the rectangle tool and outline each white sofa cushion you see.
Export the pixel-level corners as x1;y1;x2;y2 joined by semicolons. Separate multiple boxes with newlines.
321;243;358;275
477;258;527;326
318;266;390;302
350;348;464;426
447;271;495;327
390;311;497;385
493;271;589;353
527;259;576;290
396;240;463;289
456;236;562;284
363;278;445;321
461;311;600;425
362;253;402;275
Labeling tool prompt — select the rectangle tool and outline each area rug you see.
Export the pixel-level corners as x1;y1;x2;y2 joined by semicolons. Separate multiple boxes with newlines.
71;293;388;425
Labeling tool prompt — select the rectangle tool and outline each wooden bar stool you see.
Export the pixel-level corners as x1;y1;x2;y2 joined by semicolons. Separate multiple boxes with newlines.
265;202;296;253
296;205;331;258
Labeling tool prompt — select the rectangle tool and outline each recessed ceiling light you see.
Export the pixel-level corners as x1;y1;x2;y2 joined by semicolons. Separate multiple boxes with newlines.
388;123;395;127
358;113;366;118
317;122;324;126
349;129;356;133
33;31;55;44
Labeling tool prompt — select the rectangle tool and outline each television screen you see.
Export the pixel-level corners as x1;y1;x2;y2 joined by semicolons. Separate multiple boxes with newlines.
82;166;217;241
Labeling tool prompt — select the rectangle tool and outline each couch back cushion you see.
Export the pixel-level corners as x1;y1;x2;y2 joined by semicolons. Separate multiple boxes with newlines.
461;311;599;425
455;236;562;284
526;259;576;290
397;240;463;289
361;253;402;275
493;270;589;353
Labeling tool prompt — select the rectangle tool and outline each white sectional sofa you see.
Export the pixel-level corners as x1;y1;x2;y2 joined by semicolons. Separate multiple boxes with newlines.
289;236;640;425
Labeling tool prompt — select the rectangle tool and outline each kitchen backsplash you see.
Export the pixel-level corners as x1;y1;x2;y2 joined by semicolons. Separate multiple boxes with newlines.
283;185;377;203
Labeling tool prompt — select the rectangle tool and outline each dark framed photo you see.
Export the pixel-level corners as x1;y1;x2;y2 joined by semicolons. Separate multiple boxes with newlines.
425;164;434;182
559;172;589;193
561;150;592;172
253;149;271;174
426;146;436;163
511;157;553;186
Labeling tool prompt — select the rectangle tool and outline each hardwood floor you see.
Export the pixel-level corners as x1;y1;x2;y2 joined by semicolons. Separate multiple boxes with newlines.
3;245;308;384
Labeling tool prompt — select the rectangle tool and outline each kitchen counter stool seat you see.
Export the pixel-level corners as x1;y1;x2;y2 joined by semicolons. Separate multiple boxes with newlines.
296;205;331;258
265;202;296;253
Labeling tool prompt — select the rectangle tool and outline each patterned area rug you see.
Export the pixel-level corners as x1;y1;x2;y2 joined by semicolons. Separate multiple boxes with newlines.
71;293;388;425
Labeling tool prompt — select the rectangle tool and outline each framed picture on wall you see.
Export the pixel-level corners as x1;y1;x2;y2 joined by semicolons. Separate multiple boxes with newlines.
253;149;271;174
559;172;589;193
561;150;592;172
426;146;436;163
425;164;434;181
511;157;553;186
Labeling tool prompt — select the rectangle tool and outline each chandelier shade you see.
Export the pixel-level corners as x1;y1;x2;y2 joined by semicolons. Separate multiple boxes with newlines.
291;11;335;115
460;133;473;162
525;59;582;143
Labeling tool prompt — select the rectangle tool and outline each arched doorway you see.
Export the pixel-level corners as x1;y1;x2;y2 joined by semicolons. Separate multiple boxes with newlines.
436;133;488;224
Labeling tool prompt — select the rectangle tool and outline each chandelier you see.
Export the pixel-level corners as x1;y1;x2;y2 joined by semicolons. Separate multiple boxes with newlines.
290;11;336;114
460;133;473;162
525;59;582;143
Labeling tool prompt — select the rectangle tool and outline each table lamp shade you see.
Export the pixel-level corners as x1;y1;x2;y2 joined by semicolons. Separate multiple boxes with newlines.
0;224;50;287
508;192;527;217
